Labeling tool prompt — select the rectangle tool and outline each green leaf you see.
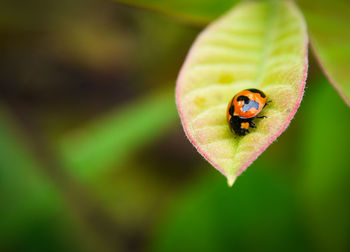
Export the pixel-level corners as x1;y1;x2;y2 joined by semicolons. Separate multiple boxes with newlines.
0;106;110;251
112;0;239;25
297;0;350;107
150;168;303;252
298;79;350;250
0;106;61;242
176;0;308;185
59;90;177;180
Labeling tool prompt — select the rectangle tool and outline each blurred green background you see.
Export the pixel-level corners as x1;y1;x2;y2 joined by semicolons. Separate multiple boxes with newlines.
1;0;350;251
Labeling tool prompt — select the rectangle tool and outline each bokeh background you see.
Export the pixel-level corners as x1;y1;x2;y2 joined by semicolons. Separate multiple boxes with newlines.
1;0;350;251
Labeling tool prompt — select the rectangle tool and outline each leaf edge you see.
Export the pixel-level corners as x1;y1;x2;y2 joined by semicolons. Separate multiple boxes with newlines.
175;1;309;186
310;42;350;107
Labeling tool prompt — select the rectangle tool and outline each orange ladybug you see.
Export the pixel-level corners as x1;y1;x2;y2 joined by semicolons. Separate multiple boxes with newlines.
226;88;269;136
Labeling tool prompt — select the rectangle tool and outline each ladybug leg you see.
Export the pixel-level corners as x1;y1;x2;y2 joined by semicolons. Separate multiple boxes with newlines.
256;115;267;119
249;121;256;128
263;100;272;108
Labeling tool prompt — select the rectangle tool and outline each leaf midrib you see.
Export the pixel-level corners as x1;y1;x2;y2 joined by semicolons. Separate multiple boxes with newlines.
230;2;280;171
255;1;279;87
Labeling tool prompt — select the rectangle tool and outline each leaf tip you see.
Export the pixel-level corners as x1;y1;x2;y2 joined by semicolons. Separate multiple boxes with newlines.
227;175;237;187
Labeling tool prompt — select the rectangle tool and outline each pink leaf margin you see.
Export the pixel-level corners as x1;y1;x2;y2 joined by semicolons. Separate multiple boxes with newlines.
175;4;309;186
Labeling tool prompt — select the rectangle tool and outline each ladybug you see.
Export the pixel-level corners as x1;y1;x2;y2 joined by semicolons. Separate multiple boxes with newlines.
226;88;269;136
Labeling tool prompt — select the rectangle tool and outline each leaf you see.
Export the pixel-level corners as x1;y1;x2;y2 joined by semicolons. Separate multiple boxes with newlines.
59;90;177;181
176;0;308;185
0;106;60;241
112;0;239;25
150;168;302;252
298;79;350;250
0;106;105;251
297;0;350;107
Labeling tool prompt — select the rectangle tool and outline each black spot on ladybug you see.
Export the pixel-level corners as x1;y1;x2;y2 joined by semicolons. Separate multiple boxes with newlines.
237;95;250;104
247;88;266;98
229;105;234;116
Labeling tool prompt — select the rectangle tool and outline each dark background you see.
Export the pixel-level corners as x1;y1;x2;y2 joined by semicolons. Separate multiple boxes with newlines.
1;0;350;251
